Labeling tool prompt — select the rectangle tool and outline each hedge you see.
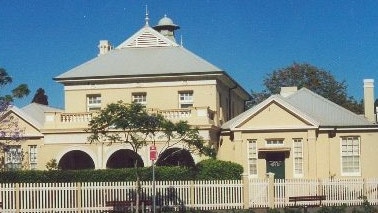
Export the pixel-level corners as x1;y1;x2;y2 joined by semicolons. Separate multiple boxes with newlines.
0;159;243;183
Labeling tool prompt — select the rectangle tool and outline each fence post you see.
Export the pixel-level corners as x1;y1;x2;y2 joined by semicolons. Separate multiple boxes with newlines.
266;173;275;208
318;178;323;195
363;178;367;198
242;174;250;209
15;183;20;213
77;182;82;212
190;181;195;208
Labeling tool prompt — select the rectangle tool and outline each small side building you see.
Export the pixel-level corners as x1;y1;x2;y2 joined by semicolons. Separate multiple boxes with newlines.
218;80;378;179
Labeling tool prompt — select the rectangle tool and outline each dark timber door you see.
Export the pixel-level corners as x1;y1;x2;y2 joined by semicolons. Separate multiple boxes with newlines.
266;152;285;179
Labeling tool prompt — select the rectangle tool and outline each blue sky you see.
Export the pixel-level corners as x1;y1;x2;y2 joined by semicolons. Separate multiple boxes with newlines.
1;1;377;109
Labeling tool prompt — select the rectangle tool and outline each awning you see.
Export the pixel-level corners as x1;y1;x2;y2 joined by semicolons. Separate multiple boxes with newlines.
258;147;291;153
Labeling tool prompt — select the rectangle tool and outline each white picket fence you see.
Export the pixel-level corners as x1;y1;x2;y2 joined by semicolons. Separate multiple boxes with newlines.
248;178;378;209
0;180;243;212
0;178;377;212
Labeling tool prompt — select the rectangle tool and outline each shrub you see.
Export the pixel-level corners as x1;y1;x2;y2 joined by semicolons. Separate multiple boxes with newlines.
317;205;346;213
194;159;243;180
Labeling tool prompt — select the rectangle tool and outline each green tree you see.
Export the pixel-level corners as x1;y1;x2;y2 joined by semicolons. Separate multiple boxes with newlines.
0;68;30;103
0;67;30;170
248;63;363;114
87;101;215;208
31;88;48;105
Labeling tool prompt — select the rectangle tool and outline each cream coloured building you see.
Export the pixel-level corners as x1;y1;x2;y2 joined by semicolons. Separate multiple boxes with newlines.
2;15;377;180
218;80;378;179
0;15;250;171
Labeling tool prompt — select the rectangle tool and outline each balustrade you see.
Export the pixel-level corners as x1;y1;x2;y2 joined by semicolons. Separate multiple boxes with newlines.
45;107;215;128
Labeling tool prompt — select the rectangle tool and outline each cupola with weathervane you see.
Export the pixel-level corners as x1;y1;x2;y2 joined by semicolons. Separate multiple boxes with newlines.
153;14;180;42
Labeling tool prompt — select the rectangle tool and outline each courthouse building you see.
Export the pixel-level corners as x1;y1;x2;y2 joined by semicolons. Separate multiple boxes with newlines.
2;14;378;180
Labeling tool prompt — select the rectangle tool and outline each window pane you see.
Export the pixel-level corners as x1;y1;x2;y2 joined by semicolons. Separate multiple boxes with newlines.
293;139;303;175
132;93;147;105
248;140;257;175
179;91;193;108
341;136;360;174
29;145;37;170
5;146;22;170
267;139;283;145
87;94;101;111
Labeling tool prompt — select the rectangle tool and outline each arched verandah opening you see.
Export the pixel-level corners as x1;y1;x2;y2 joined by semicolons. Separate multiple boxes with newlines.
58;150;95;170
106;149;144;169
156;148;195;167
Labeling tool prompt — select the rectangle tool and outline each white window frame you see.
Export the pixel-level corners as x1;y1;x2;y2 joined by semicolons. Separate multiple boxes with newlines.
87;94;101;111
179;91;193;108
248;139;258;177
5;145;22;170
29;145;37;170
266;139;284;146
341;136;361;176
293;138;303;177
132;93;147;105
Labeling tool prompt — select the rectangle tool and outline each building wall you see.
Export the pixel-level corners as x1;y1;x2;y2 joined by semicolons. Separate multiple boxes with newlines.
219;129;378;179
64;80;218;112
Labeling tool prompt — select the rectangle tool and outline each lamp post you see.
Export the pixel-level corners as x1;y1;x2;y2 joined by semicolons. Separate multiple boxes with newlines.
150;145;157;213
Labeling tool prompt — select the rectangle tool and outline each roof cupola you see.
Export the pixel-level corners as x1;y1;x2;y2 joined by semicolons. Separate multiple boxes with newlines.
153;14;180;42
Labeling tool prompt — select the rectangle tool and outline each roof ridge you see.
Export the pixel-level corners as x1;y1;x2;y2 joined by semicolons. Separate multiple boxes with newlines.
23;103;63;112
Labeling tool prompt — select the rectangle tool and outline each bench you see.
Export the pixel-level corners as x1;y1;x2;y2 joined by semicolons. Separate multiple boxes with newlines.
105;200;152;213
288;195;326;213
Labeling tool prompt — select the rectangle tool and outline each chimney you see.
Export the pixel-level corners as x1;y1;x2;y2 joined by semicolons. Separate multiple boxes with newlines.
363;79;375;123
98;40;112;56
280;87;297;97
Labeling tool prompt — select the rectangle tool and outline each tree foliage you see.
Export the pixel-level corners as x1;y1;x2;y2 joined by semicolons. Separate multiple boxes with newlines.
0;68;30;103
0;68;30;135
87;101;215;208
0;67;30;170
87;101;215;158
248;63;363;114
31;88;48;105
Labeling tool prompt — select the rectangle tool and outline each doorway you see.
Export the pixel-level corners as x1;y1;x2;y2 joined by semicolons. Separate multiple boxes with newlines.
266;152;285;179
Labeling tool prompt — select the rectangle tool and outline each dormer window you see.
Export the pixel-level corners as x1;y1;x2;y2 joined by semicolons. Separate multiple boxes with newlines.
87;94;101;112
179;91;193;108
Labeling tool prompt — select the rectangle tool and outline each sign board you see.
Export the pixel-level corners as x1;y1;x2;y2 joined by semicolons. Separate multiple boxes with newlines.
150;145;157;161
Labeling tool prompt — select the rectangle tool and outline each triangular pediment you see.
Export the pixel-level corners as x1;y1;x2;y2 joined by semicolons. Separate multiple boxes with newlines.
117;26;179;48
222;95;319;131
0;108;43;138
238;101;315;129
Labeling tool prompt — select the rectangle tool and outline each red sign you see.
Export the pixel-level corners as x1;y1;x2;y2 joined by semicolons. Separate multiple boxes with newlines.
150;145;157;161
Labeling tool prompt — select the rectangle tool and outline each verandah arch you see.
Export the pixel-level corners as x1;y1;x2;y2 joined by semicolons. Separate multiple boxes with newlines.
58;150;95;170
156;148;195;167
106;149;144;168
